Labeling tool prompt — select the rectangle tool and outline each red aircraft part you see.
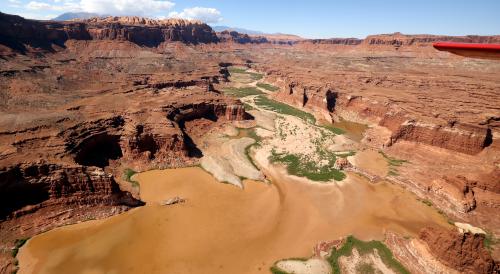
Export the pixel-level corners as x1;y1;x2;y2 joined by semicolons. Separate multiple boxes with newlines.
433;42;500;60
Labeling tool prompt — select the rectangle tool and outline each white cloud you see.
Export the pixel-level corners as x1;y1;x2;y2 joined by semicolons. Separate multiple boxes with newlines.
25;0;79;11
23;0;174;17
16;1;224;22
168;7;222;23
16;11;57;19
26;1;52;10
80;0;175;16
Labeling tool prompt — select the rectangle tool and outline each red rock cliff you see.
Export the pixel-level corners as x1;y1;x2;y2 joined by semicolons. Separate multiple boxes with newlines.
363;32;500;47
420;227;499;274
0;12;219;53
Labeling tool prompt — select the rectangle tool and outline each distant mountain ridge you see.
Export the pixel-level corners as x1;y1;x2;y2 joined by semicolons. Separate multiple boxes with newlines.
211;25;264;35
52;12;102;21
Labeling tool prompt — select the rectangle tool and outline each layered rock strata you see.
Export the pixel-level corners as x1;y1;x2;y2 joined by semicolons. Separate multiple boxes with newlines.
420;227;499;274
0;12;218;53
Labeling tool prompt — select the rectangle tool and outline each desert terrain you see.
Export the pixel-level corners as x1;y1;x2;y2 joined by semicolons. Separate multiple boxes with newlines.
0;12;499;274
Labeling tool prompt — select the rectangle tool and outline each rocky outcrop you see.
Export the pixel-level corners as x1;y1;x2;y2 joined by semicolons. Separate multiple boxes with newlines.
388;120;492;155
0;163;142;220
165;101;249;123
333;158;352;170
425;169;500;215
419;227;499;274
385;231;460;274
0;12;219;53
122;120;184;167
81;16;218;46
217;30;268;44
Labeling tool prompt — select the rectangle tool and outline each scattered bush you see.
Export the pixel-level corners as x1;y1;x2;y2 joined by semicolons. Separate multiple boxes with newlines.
255;95;316;124
228;67;264;80
327;236;410;274
223;87;264;98
123;168;139;187
270;151;345;182
11;238;29;258
257;82;279;91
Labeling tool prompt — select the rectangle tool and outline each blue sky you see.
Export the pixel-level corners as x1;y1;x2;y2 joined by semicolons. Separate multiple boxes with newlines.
2;0;499;38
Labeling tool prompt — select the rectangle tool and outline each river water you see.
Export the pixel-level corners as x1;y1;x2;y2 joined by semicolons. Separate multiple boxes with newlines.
18;166;449;274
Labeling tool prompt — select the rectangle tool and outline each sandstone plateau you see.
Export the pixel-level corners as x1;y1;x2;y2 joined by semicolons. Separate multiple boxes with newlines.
0;12;499;274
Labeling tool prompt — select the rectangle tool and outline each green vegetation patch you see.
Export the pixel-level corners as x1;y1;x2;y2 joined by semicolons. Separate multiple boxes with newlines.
246;72;264;81
228;66;264;80
236;127;263;170
270;258;308;274
388;170;399;176
320;123;346;135
420;199;433;207
379;151;407;177
11;238;29;258
256;82;280;92
123;168;139;187
228;67;248;74
327;236;410;274
223;87;264;98
243;103;254;111
247;128;263;145
270;150;345;182
255;95;316;124
356;262;377;274
270;266;290;274
335;151;356;158
379;151;407;166
484;233;498;251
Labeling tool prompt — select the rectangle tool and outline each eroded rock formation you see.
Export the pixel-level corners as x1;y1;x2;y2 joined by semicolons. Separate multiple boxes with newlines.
420;227;499;274
0;12;218;54
217;30;269;44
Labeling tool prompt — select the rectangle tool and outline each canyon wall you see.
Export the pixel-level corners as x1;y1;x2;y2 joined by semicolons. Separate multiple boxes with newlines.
297;38;363;46
0;98;247;221
0;12;219;53
265;76;493;155
363;32;500;47
217;30;500;48
262;69;496;156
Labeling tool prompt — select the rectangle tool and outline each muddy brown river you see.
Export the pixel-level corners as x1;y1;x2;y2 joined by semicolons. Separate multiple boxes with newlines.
18;166;450;274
